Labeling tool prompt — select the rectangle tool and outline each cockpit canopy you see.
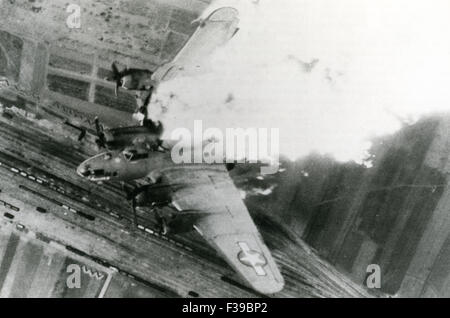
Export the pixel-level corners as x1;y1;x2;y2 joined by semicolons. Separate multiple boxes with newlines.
122;149;149;162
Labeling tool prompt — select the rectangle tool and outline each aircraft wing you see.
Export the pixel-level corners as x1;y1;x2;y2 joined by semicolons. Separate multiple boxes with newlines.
159;164;285;294
152;6;240;83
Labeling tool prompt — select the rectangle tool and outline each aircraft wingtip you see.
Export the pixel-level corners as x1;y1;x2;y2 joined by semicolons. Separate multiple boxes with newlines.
251;277;285;295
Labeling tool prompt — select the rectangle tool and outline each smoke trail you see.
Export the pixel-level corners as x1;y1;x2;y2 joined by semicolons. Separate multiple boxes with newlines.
149;0;450;164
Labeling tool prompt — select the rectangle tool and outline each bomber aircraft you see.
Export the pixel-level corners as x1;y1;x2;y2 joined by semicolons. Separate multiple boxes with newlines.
76;1;284;295
77;144;285;294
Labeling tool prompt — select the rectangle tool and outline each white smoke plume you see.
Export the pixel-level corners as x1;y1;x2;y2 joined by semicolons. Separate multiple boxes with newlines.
149;0;450;164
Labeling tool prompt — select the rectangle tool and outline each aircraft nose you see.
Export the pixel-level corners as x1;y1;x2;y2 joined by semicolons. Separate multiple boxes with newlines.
77;163;91;178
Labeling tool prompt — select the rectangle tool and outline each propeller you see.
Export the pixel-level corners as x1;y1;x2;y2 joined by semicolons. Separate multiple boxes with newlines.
111;62;121;97
63;120;87;142
123;183;173;234
94;117;107;149
137;87;154;115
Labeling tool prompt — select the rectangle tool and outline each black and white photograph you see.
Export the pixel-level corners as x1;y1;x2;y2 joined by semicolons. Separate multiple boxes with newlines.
0;0;449;304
